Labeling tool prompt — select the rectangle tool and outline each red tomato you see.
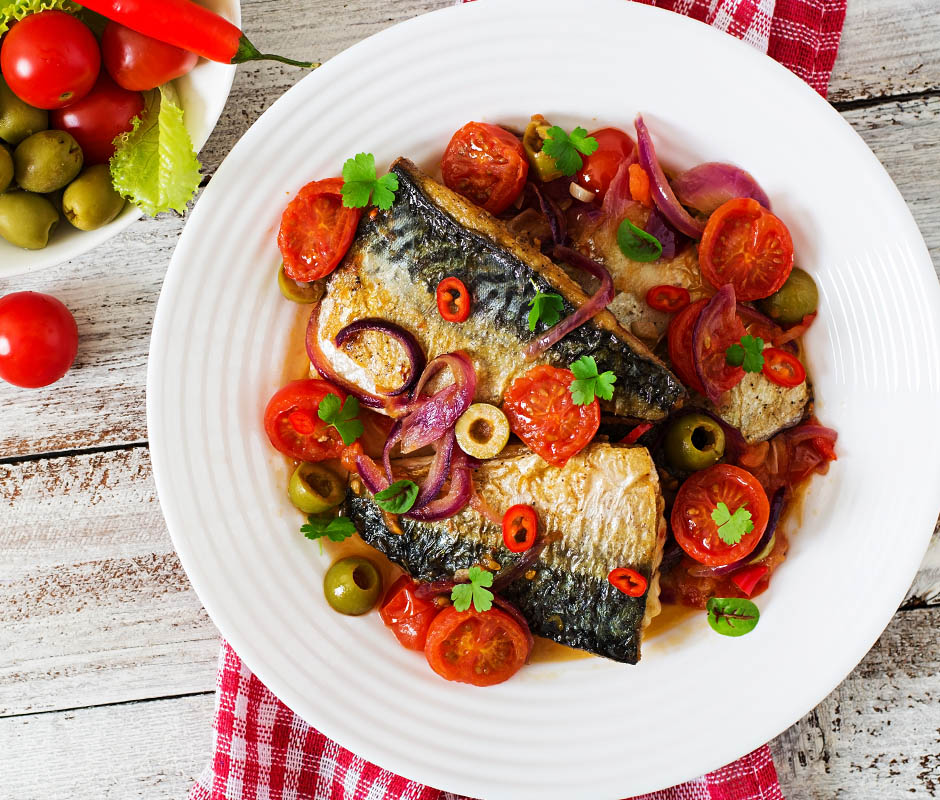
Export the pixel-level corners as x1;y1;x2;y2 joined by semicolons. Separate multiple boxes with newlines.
277;178;361;282
666;298;709;394
646;284;690;313
502;504;537;553
671;464;770;566
575;127;635;200
0;292;78;388
502;365;599;467
699;198;794;301
436;276;471;323
263;379;348;462
49;73;144;165
608;567;648;597
0;11;100;109
101;21;199;92
761;347;806;387
380;576;440;651
441;122;528;215
424;605;529;686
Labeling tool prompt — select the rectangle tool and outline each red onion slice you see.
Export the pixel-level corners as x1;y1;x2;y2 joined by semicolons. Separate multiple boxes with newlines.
530;182;567;246
405;452;473;521
644;208;681;260
334;318;426;397
672;162;771;215
381;420;403;484
786;423;838;446
692;284;746;405
399;352;477;454
355;450;390;496
634;115;704;239
412;430;455;511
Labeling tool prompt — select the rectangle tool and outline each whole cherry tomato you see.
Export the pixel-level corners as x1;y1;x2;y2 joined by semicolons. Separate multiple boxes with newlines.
0;292;79;388
101;21;199;92
575;127;635;200
441;122;528;215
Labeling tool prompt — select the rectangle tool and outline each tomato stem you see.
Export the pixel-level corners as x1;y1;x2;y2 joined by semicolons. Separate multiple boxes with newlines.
233;35;321;69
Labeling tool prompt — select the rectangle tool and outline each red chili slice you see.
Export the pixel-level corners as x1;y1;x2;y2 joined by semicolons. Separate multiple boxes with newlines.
502;504;538;553
731;564;769;597
436;277;471;323
646;285;690;313
620;422;653;445
762;347;806;387
608;567;648;597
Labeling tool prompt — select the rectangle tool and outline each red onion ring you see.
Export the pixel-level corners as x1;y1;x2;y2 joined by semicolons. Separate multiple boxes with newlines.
412;430;455;511
405;452;473;521
382;420;403;484
334;318;426;397
692;284;742;405
399;352;477;454
634;115;704;239
524;245;614;360
355;450;390;496
671;162;771;215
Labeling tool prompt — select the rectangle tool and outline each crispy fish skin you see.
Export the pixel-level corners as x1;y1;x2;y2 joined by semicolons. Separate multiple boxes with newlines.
347;443;665;664
314;158;686;420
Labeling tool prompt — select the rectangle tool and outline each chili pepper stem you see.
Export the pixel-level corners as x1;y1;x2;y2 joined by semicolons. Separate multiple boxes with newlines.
233;35;320;68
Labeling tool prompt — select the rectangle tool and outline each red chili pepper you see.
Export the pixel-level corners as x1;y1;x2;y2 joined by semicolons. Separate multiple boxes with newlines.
74;0;319;67
436;277;471;323
731;564;769;597
762;347;806;388
502;504;538;553
619;422;653;445
645;284;690;313
608;567;648;597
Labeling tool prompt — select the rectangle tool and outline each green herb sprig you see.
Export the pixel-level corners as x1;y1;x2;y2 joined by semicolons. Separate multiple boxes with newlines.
341;152;398;210
569;355;617;405
725;335;765;373
711;502;754;545
450;566;494;613
541;126;599;176
374;479;419;514
706;597;760;637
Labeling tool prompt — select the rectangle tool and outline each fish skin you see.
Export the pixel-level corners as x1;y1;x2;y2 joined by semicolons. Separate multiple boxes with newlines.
314;159;686;421
346;443;665;664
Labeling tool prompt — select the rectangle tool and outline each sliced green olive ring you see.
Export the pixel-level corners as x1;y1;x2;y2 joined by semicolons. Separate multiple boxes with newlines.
288;462;346;514
455;403;511;459
323;556;382;615
278;262;325;304
663;413;726;472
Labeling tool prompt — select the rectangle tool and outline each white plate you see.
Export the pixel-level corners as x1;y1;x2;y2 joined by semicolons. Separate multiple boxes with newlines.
147;1;940;797
0;0;238;277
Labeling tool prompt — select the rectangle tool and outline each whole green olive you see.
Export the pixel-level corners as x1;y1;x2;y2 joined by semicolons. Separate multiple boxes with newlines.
757;268;818;325
13;130;83;193
0;77;48;146
278;263;325;304
62;165;126;231
0;191;59;249
0;147;12;194
323;556;382;616
663;412;726;472
288;462;346;514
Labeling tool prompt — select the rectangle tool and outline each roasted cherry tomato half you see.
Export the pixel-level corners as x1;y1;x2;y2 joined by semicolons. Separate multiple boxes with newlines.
277;178;361;282
380;576;440;651
575;127;635;201
0;292;78;388
502;365;599;467
666;298;709;395
699;197;794;301
502;503;538;553
263;379;348;462
102;21;199;92
671;464;770;567
441;122;528;215
608;567;648;597
424;605;529;686
693;290;748;399
646;284;691;313
731;564;769;597
761;347;806;387
436;276;471;323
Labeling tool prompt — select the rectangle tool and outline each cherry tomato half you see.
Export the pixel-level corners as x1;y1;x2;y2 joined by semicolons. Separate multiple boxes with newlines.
699;198;794;301
761;347;806;388
0;11;101;109
441;122;528;215
436;276;471;323
646;284;691;313
380;576;440;651
424;605;529;686
575;127;635;201
263;379;348;462
502;365;599;467
502;504;538;553
666;298;709;395
693;291;748;399
277;178;361;282
608;567;648;597
671;464;770;566
50;73;144;165
0;292;78;388
102;21;199;92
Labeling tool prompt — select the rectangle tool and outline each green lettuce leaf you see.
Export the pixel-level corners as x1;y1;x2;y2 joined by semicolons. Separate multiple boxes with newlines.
109;83;201;217
0;0;79;35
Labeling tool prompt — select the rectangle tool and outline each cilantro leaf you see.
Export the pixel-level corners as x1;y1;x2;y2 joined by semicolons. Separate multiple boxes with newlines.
725;335;765;373
450;566;494;613
710;501;754;545
317;393;364;446
616;218;662;262
301;514;356;554
527;290;564;331
706;597;760;637
374;479;419;514
569;355;617;405
541;126;599;176
340;152;399;210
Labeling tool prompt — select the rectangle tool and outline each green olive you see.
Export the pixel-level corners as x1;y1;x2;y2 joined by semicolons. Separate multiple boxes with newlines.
278;263;325;304
663;413;726;472
748;533;776;564
0;147;12;194
757;268;818;325
0;77;48;146
62;165;126;231
0;191;59;249
323;556;382;615
455;403;510;459
289;462;346;514
522;114;564;183
14;130;83;193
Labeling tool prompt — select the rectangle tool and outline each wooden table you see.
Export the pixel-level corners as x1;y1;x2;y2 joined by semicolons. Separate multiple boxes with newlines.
1;1;938;797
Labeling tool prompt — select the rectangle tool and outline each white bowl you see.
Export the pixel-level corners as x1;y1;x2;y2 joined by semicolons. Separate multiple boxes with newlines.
0;0;239;277
148;1;940;797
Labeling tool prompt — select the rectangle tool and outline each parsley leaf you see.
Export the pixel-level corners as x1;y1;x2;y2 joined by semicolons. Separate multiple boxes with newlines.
710;501;754;545
450;566;494;613
301;514;356;554
616;218;662;262
541;126;599;176
569;355;617;405
340;152;399;210
527;289;564;331
374;479;419;514
725;335;765;373
317;393;364;446
706;597;760;637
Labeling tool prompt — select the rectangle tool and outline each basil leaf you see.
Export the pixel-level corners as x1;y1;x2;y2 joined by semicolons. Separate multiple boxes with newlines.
617;218;662;262
706;597;760;637
374;479;419;514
